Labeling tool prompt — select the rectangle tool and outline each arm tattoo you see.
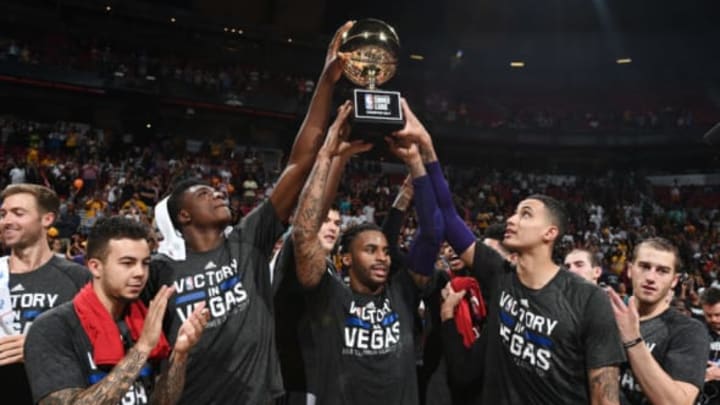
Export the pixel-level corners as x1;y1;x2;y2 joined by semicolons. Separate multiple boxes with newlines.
293;155;333;287
39;388;83;405
589;366;620;404
40;347;149;405
150;352;188;405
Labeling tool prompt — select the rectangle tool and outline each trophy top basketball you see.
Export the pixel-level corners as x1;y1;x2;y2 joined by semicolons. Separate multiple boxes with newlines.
340;18;404;132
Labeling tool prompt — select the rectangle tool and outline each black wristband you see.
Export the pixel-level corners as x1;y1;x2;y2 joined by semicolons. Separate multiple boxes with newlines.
623;336;643;349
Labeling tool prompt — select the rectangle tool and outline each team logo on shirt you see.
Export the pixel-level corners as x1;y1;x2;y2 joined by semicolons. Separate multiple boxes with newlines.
173;258;249;328
343;297;400;356
498;291;558;374
10;292;59;334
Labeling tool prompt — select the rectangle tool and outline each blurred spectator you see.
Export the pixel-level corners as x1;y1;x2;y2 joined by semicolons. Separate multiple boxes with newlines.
55;201;81;238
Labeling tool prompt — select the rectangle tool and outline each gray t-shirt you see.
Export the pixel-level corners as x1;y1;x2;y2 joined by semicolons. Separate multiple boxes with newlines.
304;268;421;405
701;329;720;405
2;256;89;404
24;302;156;404
8;255;90;333
620;308;709;405
146;201;285;405
470;243;626;405
273;232;340;395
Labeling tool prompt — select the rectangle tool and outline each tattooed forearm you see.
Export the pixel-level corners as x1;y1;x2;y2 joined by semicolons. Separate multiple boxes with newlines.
40;347;149;405
293;153;334;288
151;352;188;405
589;366;620;405
39;388;83;405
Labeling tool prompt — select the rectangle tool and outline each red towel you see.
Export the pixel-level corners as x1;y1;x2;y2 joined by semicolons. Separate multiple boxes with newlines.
73;283;170;366
450;276;487;348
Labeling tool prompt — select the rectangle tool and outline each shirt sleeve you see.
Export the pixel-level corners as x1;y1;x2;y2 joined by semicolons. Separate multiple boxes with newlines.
305;270;345;315
50;257;91;291
391;267;421;314
581;287;626;369
24;309;87;403
271;233;303;296
143;259;174;304
65;263;92;289
238;200;286;257
471;241;506;297
664;317;711;389
382;207;407;276
143;260;177;339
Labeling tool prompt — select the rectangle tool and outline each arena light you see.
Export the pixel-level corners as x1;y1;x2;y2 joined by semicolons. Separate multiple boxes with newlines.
146;123;152;129
170;17;176;23
223;27;228;32
616;58;632;64
287;38;293;43
510;61;525;68
230;28;236;33
410;54;424;61
237;29;244;35
105;5;111;11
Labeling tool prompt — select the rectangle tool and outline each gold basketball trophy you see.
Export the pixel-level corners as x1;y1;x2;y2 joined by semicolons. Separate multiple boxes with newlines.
340;18;404;133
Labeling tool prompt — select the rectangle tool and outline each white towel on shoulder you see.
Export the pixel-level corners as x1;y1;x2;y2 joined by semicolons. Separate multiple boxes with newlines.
155;197;187;261
0;256;17;336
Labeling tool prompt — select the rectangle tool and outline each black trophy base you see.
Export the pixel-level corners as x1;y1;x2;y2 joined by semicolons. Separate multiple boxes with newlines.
351;88;405;139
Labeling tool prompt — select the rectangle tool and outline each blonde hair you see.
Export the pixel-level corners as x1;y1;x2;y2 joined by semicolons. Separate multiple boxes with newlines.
632;237;682;272
1;184;60;215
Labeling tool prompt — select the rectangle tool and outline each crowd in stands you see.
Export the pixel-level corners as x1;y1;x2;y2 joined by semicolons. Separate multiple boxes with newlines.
1;114;720;310
0;35;317;108
0;35;715;132
0;115;276;257
3;9;720;404
420;97;700;132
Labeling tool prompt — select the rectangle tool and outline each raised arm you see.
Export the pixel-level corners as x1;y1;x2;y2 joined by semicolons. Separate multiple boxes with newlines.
320;153;352;220
393;98;438;164
383;176;413;274
393;100;477;268
387;137;441;284
269;21;354;221
293;103;371;288
427;160;477;269
40;287;175;405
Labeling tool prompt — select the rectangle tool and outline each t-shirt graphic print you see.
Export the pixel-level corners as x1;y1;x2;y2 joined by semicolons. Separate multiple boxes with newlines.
343;296;401;357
